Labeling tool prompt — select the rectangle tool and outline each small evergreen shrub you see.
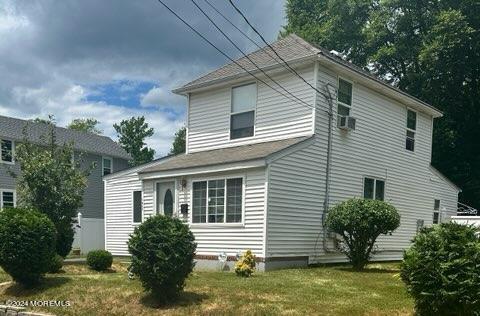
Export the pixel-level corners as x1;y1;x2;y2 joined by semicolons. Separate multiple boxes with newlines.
326;198;400;270
234;250;256;277
401;222;480;316
87;250;113;271
128;215;196;301
0;207;56;285
48;254;64;273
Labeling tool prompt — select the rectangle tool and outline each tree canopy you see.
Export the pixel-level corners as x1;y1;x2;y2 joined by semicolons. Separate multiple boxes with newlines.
283;0;480;208
67;118;102;135
170;127;186;155
113;116;155;166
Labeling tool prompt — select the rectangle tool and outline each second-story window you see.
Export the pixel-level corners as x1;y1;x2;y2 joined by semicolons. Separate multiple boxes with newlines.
102;157;112;176
1;139;13;163
406;109;417;152
230;83;256;139
337;78;352;116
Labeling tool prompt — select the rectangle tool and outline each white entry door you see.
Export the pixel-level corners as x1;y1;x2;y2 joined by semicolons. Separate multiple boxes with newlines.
156;181;175;217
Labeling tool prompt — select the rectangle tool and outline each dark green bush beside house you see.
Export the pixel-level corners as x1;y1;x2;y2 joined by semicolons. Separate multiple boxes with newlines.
87;250;113;271
401;222;480;316
0;208;57;285
128;215;196;301
326;198;400;270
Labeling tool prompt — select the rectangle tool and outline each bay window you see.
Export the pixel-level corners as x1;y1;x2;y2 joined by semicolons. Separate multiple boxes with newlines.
192;177;243;224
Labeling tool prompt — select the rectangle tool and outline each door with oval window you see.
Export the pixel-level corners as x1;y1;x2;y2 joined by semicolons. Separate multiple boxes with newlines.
156;181;175;217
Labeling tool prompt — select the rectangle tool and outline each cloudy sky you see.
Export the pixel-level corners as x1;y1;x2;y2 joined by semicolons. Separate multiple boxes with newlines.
0;0;286;155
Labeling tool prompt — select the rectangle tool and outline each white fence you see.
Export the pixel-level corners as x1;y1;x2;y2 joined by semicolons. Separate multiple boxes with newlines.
72;213;105;254
451;216;480;228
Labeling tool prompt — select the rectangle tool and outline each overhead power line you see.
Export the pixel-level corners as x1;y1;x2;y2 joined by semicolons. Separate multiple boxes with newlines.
228;0;331;100
189;0;313;109
156;0;314;110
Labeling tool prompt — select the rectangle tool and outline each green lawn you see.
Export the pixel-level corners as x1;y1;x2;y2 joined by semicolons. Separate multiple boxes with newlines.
0;262;413;315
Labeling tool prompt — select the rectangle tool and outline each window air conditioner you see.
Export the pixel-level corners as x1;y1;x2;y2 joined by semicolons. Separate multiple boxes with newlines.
337;115;356;131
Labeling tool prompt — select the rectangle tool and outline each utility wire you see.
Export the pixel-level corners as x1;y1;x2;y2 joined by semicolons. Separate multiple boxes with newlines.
228;0;330;100
190;0;313;109
156;0;314;110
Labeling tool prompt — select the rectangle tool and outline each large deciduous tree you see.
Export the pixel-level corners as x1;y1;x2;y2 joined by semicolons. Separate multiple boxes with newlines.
13;118;91;257
283;0;480;208
113;116;155;166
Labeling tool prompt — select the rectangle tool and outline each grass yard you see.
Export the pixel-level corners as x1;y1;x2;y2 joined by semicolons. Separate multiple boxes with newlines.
0;261;413;315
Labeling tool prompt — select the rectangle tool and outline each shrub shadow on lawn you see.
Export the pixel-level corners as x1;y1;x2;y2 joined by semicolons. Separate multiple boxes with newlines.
140;291;208;309
336;267;399;274
3;276;71;296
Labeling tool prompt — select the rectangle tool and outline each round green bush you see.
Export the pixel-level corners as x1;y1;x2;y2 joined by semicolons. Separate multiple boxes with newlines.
86;250;113;271
128;215;196;301
48;254;64;273
0;207;57;285
401;222;480;315
326;198;400;270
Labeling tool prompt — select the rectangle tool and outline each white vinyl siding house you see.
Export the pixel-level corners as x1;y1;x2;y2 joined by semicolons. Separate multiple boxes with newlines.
104;34;459;270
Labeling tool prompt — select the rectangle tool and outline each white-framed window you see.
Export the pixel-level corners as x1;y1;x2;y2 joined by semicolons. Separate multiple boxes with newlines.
337;78;353;117
406;109;417;152
132;190;142;224
1;139;14;164
363;177;385;201
191;177;244;224
433;199;440;224
230;83;256;139
0;190;16;209
102;157;112;176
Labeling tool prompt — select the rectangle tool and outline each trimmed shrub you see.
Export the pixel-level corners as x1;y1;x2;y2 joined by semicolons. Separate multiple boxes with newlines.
87;250;113;271
48;254;64;273
401;222;480;315
326;198;400;270
0;207;56;285
234;250;256;277
128;215;196;301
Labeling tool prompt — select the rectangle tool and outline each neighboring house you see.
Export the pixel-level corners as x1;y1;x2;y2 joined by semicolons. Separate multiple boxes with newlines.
104;34;460;270
0;115;130;253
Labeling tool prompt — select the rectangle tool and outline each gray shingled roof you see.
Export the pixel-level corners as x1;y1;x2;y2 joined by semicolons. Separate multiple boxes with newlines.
0;115;130;160
175;34;319;92
139;136;311;174
175;34;441;115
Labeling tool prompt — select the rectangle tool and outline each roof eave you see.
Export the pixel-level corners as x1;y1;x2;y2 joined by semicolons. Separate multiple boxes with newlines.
316;54;443;118
172;55;318;95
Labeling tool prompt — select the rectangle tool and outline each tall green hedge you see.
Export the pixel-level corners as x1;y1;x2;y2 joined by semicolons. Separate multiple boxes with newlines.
401;222;480;315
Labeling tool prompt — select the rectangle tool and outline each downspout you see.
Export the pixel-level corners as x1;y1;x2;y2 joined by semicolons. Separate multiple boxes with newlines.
322;84;336;253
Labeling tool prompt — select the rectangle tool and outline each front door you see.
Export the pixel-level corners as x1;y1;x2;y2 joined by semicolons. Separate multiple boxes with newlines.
156;181;175;216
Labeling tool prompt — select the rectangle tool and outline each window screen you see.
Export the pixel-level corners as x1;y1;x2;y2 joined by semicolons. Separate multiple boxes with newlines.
133;191;142;223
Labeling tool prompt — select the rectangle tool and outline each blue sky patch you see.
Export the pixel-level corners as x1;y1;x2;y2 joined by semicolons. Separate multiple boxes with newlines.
84;80;155;108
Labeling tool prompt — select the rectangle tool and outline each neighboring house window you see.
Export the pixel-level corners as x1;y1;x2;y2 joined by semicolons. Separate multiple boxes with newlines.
102;157;112;176
1;139;13;163
337;78;352;117
192;177;243;224
0;190;15;209
363;177;385;201
133;191;142;223
230;83;256;139
406;109;417;152
433;199;440;224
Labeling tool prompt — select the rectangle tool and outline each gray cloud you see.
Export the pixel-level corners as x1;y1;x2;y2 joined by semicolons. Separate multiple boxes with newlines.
0;0;286;155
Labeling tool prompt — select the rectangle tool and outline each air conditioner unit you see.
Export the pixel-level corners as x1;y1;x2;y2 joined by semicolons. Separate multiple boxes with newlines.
337;115;356;131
